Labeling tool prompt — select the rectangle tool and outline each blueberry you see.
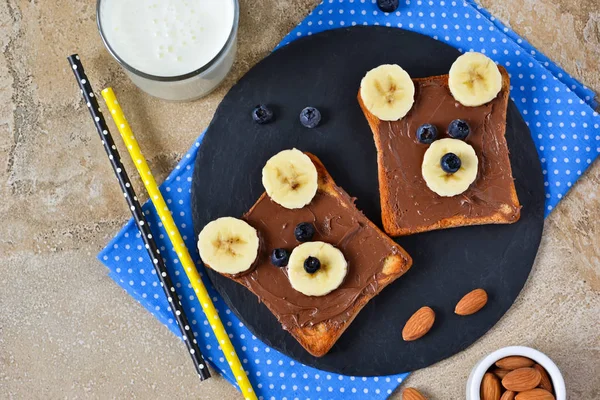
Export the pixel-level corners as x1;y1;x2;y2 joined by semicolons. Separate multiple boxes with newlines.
416;123;438;144
447;119;470;140
270;248;290;267
252;104;274;124
377;0;399;12
294;222;315;242
304;256;321;274
441;153;462;174
299;107;321;129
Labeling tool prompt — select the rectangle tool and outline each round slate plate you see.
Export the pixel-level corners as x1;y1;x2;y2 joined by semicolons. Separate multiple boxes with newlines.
191;26;544;376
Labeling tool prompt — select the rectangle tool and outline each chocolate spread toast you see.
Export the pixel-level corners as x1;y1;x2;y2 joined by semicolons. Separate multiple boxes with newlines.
231;154;413;357
358;67;521;236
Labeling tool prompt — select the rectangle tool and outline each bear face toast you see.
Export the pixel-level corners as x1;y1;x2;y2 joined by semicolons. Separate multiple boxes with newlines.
198;151;412;357
358;53;521;236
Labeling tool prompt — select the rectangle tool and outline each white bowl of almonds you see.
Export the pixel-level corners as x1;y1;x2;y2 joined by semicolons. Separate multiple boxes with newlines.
466;346;566;400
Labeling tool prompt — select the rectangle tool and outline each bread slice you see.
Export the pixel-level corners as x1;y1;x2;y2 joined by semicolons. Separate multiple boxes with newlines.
358;67;521;236
228;153;412;357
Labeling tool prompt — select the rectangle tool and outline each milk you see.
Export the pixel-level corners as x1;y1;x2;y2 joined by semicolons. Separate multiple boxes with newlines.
98;0;238;100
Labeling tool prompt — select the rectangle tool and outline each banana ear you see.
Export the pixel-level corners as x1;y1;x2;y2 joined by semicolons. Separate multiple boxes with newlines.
448;52;503;107
358;64;416;121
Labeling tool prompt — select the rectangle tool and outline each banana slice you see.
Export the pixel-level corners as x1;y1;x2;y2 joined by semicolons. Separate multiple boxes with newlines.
287;241;348;297
422;138;478;197
197;217;260;275
360;64;415;121
262;149;318;209
448;52;502;107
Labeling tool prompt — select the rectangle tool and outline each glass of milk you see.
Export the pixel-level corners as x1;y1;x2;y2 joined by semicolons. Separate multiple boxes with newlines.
97;0;239;101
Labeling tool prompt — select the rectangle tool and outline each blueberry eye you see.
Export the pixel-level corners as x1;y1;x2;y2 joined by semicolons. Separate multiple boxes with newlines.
416;123;438;144
447;119;470;140
294;222;315;242
270;248;290;267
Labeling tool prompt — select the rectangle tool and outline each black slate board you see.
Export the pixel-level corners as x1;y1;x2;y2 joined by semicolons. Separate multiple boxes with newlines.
191;26;545;376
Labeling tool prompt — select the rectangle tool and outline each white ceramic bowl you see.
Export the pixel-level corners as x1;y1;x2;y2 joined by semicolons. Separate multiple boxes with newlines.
466;346;566;400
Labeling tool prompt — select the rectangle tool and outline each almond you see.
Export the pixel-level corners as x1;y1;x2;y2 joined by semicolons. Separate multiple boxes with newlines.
402;387;427;400
481;372;502;400
500;391;516;400
515;388;555;400
533;364;553;393
502;367;542;391
492;368;511;380
455;288;488;315
495;356;535;370
402;306;435;341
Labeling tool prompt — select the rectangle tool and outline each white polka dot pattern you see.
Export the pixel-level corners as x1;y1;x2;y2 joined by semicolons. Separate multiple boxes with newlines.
100;1;599;398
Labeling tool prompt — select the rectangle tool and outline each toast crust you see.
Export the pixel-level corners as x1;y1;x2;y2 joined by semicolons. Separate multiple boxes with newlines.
230;153;412;357
358;67;521;236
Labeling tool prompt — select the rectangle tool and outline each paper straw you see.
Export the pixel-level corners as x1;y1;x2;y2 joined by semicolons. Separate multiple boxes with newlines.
67;54;210;381
100;87;257;400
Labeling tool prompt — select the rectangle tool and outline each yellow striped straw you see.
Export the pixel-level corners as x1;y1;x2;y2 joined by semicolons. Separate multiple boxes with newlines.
101;87;256;400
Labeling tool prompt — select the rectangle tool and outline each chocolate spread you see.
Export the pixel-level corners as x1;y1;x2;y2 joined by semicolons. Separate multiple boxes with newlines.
378;74;520;232
238;187;409;330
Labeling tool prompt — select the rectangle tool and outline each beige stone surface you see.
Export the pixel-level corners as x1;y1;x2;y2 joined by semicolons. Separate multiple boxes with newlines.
0;0;598;399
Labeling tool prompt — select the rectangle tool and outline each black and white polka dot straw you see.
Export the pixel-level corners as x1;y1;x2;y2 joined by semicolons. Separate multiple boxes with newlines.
67;54;210;381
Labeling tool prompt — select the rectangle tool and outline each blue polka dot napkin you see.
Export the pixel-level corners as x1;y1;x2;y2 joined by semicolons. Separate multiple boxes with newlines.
99;1;599;399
